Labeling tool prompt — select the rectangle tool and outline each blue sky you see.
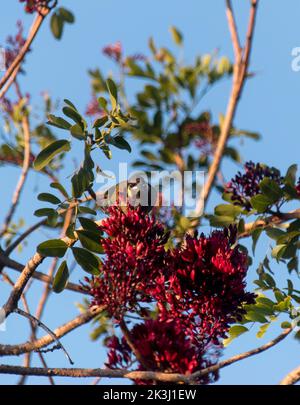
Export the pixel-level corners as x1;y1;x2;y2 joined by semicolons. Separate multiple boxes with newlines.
0;0;300;385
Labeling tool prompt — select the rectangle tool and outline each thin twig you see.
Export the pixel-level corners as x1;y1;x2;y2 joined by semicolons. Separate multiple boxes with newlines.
14;308;74;365
0;114;31;237
279;365;300;385
1;272;55;385
0;306;103;357
120;320;152;370
190;326;293;381
225;0;241;59
0;252;86;294
21;208;73;383
0;10;49;99
239;208;300;239
194;0;259;218
0;325;291;383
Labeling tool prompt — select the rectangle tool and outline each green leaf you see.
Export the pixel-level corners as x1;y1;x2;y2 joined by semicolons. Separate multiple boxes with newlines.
63;99;77;110
72;247;101;275
63;106;86;129
110;136;131;153
284;164;297;186
50;13;63;39
78;217;100;233
223;325;248;347
93;116;108;128
59;7;75;23
265;227;285;241
106;78;118;110
214;204;242;218
245;311;268;323
250;194;273;213
47;114;71;130
209;215;235;227
271;244;287;260
53;261;69;293
252;228;263;254
71;168;90;198
50;182;69;199
70;124;85;140
33;140;71;171
256;323;271;338
37;239;68;258
259;178;283;203
169;26;183;45
34;208;56;218
78;206;97;216
77;230;104;254
37;193;61;205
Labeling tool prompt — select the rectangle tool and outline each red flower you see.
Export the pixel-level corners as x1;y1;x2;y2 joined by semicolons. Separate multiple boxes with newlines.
19;0;50;14
83;205;171;319
85;96;105;117
106;319;219;384
296;178;300;198
83;206;253;381
225;161;282;210
4;21;27;71
153;226;255;344
19;0;51;13
102;42;122;63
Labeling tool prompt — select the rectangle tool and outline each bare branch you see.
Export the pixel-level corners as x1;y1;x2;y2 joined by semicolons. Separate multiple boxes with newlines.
194;0;259;217
0;306;103;357
191;326;293;381
0;324;291;384
0;252;86;294
120;320;152;370
225;0;241;59
0;11;49;98
239;209;300;239
0;114;31;237
14;308;74;365
280;365;300;385
0;364;190;383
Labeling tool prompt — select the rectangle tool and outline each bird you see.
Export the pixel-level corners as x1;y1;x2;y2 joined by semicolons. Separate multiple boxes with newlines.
96;177;157;214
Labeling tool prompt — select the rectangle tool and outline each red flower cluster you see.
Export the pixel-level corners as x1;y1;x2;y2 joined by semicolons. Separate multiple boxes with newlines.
154;226;255;344
183;120;217;158
102;41;146;66
225;161;282;210
85;96;105;117
83;205;170;319
19;0;50;13
102;41;122;63
4;21;26;70
106;319;219;384
83;205;254;382
296;178;300;198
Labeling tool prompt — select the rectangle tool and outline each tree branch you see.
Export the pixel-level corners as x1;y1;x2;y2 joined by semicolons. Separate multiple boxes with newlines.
225;0;241;59
239;209;300;239
0;10;49;99
0;306;103;357
280;365;300;385
0;114;31;237
195;0;259;217
0;324;291;384
0;252;86;295
191;326;293;381
14;308;74;365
